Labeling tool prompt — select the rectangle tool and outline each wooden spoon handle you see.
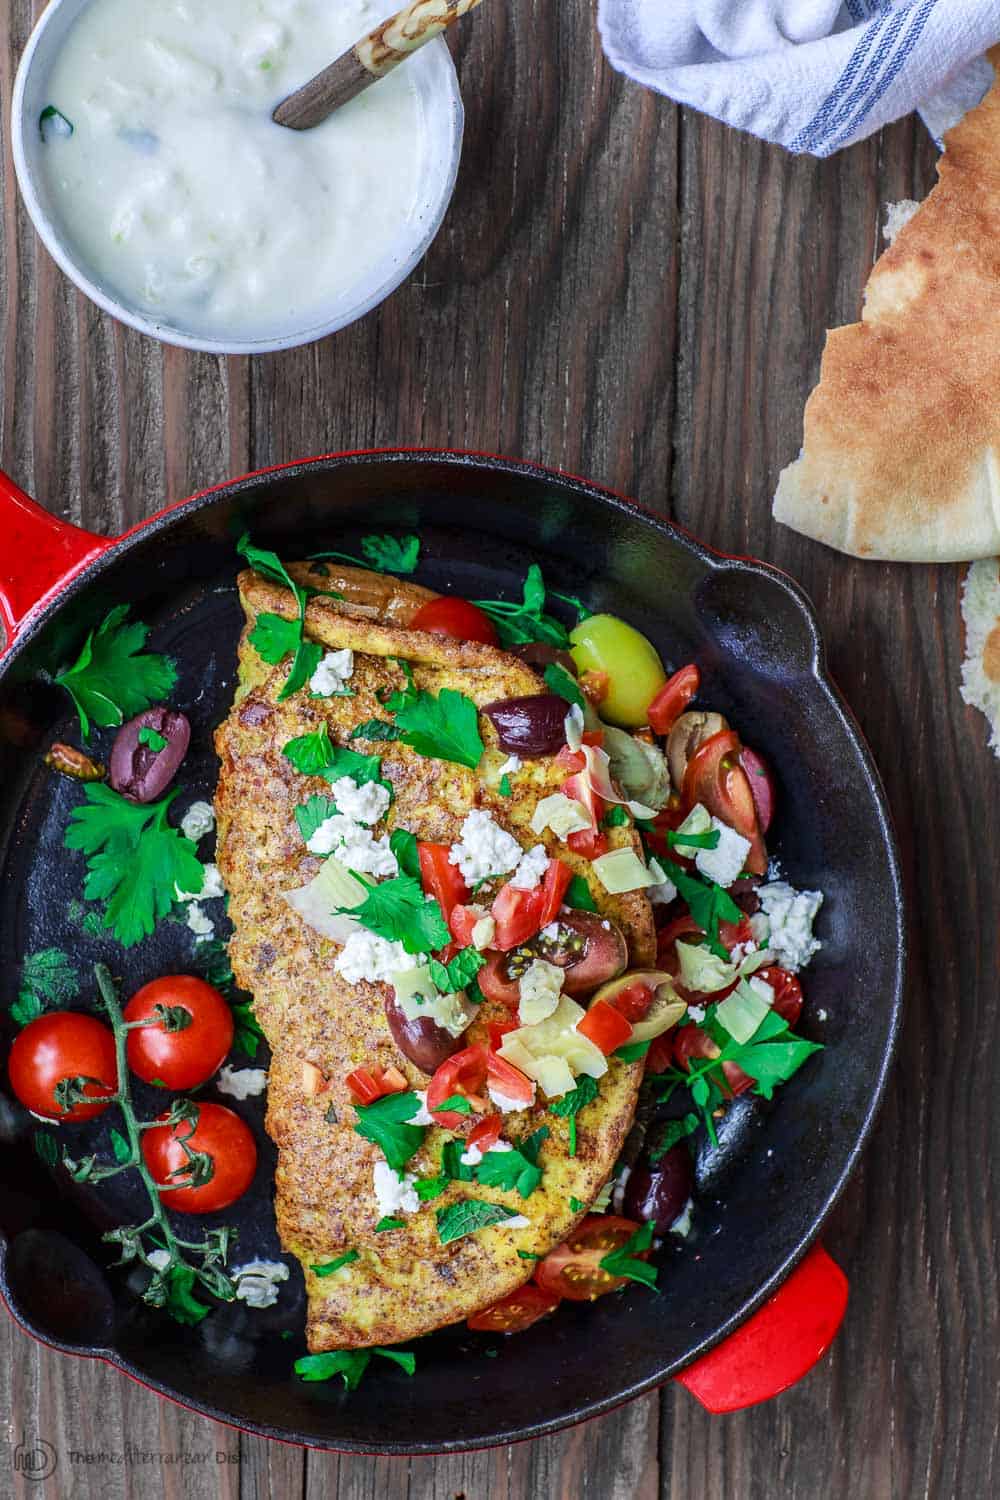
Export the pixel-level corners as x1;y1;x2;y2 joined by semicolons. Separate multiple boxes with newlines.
274;0;483;130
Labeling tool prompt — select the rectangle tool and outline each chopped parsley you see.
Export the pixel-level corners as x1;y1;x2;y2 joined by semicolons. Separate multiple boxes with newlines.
544;662;585;708
472;565;581;650
39;105;74;140
389;687;484;770
549;1074;598;1157
137;726;168;752
295;794;337;843
110;1128;132;1164
12;948;79;1027
432;1093;473;1116
283;729;390;795
599;1221;657;1290
602;806;629;829
436;1199;521;1244
517;1249;543;1261
564;875;597;912
374;1216;405;1233
64;785;204;948
309;534;420;576
294;1346;415;1387
348;872;450;954
237;534;322;701
498;774;513;798
667;826;720;851
311;1250;358;1277
655;858;742;960
429;947;485;994
614;1039;652;1063
350;718;404;742
54;604;177;740
569;1196;584;1212
352;1090;426;1172
388;827;420;878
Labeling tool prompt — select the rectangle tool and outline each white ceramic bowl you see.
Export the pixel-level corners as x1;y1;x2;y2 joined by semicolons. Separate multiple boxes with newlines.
12;0;464;355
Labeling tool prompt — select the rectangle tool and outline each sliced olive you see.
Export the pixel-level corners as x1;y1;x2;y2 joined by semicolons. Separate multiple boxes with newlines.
590;969;687;1042
666;710;729;789
384;993;460;1075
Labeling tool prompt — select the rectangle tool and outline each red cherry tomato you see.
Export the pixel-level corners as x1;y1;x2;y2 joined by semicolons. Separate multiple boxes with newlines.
467;1283;561;1333
467;1113;504;1154
488;1018;518;1050
738;746;777;834
673;1023;752;1097
537;859;572;926
8;1012;118;1121
577;1000;633;1055
561;769;604;832
485;1050;535;1105
426;1045;489;1129
647;664;700;736
608;980;655;1023
682;730;767;876
718;915;756;954
410;597;499;647
758;966;803;1027
124;975;234;1091
142;1102;257;1213
418;842;470;922
534;1215;649;1302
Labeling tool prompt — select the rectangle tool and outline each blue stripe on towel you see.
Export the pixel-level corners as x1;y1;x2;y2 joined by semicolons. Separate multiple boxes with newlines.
824;0;939;151
789;11;888;151
802;2;912;153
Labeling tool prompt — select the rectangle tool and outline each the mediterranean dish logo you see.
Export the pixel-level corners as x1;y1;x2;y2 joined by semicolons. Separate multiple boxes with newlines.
12;1431;57;1481
7;1431;240;1477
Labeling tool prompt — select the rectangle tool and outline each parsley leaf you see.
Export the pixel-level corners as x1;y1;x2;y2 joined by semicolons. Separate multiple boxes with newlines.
375;1216;405;1232
602;806;629;829
295;795;337;844
362;534;420;573
432;1093;473;1116
569;1195;584;1212
472;566;572;650
599;1221;657;1290
564;875;597;912
389;827;421;879
614;1039;652;1062
294;1346;414;1388
350;718;404;742
428;947;485;994
712;1009;822;1100
350;874;450;955
390;688;484;770
283;728;387;792
544;662;585;708
64;785;204;948
649;1114;699;1162
247;611;303;666
311;1250;359;1277
549;1076;599;1117
498;774;513;798
352;1091;426;1172
110;1128;132;1164
436;1199;521;1244
657;858;741;960
237;534;325;701
54;604;177;740
12;948;79;1027
476;1127;548;1199
668;826;720;851
138;727;167;752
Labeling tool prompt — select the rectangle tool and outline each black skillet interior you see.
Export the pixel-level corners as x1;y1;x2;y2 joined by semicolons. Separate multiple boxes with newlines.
0;452;904;1451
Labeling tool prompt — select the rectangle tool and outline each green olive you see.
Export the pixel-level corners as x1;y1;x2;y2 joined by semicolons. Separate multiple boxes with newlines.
569;614;667;728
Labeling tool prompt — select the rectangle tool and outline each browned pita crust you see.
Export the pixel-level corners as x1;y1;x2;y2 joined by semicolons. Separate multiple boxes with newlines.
773;51;1000;562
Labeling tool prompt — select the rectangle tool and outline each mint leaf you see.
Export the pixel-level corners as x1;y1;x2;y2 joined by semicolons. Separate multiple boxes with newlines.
311;1250;359;1277
350;874;450;955
55;604;177;740
295;795;337;844
391;688;484;770
475;1128;548;1199
428;947;485;994
352;1091;426;1172
351;719;404;742
564;875;597;912
361;534;420;574
436;1200;520;1244
544;662;584;708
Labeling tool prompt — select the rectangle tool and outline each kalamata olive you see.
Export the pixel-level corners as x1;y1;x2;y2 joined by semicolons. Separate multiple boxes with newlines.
666;710;729;788
482;693;569;758
512;642;578;678
623;1144;694;1233
500;912;628;998
384;993;461;1075
738;745;776;833
730;876;762;916
109;707;190;804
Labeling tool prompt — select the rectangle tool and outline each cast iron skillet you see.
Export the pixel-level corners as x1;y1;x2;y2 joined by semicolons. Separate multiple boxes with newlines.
0;450;904;1451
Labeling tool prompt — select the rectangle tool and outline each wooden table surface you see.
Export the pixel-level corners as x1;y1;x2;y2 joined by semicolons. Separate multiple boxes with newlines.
3;3;998;1497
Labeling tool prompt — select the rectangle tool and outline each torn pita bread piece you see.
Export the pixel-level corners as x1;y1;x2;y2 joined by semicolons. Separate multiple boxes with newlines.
960;558;1000;758
773;52;1000;562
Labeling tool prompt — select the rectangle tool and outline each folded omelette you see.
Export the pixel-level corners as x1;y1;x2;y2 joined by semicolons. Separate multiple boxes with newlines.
214;560;654;1350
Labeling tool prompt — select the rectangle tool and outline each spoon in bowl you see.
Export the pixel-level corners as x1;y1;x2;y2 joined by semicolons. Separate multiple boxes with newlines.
274;0;484;130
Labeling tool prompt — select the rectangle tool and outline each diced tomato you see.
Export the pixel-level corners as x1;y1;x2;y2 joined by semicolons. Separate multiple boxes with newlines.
426;1046;489;1129
758;966;803;1027
566;828;609;859
485;1051;536;1105
644;1032;675;1075
448;903;482;947
488;1018;519;1050
647;664;700;736
673;1023;752;1097
534;1215;649;1301
582;729;605;748
718;915;755;954
479;953;522;1009
467;1113;504;1153
537;858;572;927
608;980;655;1023
556;745;586;773
580;667;610;704
346;1067;407;1105
562;769;604;831
418;842;470;920
681;730;768;876
577;1000;633;1055
491;884;545;952
467;1284;561;1333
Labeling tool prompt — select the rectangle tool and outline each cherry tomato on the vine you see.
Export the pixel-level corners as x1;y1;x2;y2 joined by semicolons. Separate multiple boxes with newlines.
410;597;499;647
124;975;234;1090
142;1102;257;1213
8;1012;118;1121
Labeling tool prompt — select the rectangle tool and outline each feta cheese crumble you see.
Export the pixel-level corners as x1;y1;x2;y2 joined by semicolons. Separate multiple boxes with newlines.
233;1259;290;1309
497;755;522;777
687;1003;706;1023
694;818;752;888
409;1090;434;1126
757;882;824;971
216;1065;268;1100
510;844;550;891
185;902;214;943
373;1161;420;1217
518;959;564;1025
502;1214;530;1230
176;861;225;903
327;775;391;826
307;814;398;877
335;931;425;986
180;800;215;842
449;809;522;883
460;1143;484;1167
309;648;354;697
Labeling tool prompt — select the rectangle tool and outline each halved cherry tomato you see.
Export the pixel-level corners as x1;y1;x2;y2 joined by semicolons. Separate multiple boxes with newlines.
426;1045;489;1129
647;664;700;736
579;670;610;706
448;903;482;947
682;730;767;876
608;979;655;1023
577;1000;633;1055
124;975;234;1090
534;1215;649;1301
467;1283;561;1333
644;1031;676;1075
410;597;499;647
345;1065;408;1105
757;966;803;1027
485;1051;535;1105
8;1012;118;1122
556;745;586;773
467;1113;504;1154
418;842;469;921
142;1102;257;1213
738;746;777;834
673;1023;752;1097
479;952;522;1008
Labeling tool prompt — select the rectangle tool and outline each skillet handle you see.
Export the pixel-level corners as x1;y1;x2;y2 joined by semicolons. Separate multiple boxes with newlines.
0;470;111;650
674;1245;848;1413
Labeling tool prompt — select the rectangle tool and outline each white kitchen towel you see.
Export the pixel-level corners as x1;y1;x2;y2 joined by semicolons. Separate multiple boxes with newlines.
596;0;1000;155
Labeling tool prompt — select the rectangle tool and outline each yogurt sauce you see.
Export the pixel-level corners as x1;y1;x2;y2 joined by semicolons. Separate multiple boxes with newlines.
38;0;427;340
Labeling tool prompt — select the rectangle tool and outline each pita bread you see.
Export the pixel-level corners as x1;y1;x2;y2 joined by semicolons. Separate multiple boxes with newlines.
960;558;1000;758
773;52;1000;562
